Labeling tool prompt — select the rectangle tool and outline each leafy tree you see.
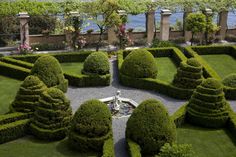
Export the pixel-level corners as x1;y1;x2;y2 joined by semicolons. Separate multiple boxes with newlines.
185;13;206;45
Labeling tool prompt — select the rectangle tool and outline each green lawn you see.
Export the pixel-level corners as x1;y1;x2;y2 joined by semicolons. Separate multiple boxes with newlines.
177;123;236;157
201;54;236;79
155;57;177;83
0;136;98;157
60;62;84;75
0;75;21;114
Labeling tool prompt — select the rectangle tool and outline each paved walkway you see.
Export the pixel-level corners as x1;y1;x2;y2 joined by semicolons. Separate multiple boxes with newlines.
66;59;236;157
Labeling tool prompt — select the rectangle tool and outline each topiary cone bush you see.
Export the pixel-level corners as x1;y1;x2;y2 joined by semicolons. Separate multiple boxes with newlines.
30;87;72;140
68;99;112;152
173;58;203;89
30;55;68;92
10;75;47;113
83;52;110;75
187;78;230;128
121;49;158;78
126;99;176;155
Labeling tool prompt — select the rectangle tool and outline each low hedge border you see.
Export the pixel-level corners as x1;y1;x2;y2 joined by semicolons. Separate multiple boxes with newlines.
227;112;236;139
118;47;193;99
127;138;142;157
171;103;188;127
0;51;111;87
184;45;236;99
102;137;115;157
0;112;32;125
0;119;30;144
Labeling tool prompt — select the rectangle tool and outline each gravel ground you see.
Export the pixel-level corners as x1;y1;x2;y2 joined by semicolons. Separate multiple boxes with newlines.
66;58;236;157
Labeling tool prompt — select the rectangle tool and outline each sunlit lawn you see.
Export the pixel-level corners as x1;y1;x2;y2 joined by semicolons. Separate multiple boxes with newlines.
60;62;84;75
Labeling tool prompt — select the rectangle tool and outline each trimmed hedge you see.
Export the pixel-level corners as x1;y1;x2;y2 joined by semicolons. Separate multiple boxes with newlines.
0;119;30;144
184;45;236;99
127;139;142;157
0;112;32;125
30;55;68;92
118;48;194;99
10;75;47;113
102;138;115;157
223;74;236;88
227;112;236;139
0;61;30;80
30;87;72;140
68;99;112;153
0;57;33;69
173;58;203;89
121;49;158;79
126;99;176;155
187;78;230;128
83;52;110;75
171;103;188;127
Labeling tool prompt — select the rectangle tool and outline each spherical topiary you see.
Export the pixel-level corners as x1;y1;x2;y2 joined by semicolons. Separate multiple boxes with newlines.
30;55;68;92
68;99;112;152
126;99;176;155
121;49;158;78
10;75;47;113
187;78;230;128
83;52;109;75
30;87;72;140
173;58;203;89
222;74;236;88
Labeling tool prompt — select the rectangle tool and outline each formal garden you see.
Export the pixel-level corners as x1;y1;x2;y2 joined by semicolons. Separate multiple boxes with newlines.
1;0;236;157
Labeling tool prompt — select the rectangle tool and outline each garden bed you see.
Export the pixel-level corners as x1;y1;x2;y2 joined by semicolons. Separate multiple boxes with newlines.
118;47;193;99
184;45;236;99
0;51;111;87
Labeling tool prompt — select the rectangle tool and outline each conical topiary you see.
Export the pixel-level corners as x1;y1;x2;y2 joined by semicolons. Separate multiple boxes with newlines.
173;58;203;89
68;99;112;152
30;55;68;92
126;99;176;155
83;52;110;75
187;78;230;128
30;87;72;140
121;49;158;78
10;75;47;113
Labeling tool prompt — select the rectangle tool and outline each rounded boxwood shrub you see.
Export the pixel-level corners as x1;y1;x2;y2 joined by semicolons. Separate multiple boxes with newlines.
30;55;68;92
187;78;230;128
173;58;203;89
121;49;158;78
83;52;109;75
126;99;176;155
222;73;236;88
30;87;72;140
10;75;47;113
68;99;112;152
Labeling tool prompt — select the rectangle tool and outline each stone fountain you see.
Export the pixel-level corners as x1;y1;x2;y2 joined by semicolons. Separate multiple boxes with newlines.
99;91;138;118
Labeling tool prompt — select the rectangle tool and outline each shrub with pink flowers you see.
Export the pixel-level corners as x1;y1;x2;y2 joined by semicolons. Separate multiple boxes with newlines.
18;44;33;54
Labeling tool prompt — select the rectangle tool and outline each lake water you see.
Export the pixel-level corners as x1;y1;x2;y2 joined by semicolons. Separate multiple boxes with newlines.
83;11;236;32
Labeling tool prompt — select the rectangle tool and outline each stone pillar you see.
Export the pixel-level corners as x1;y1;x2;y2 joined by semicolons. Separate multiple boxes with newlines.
160;9;171;41
146;10;155;44
183;8;192;42
108;26;118;44
18;12;30;46
218;11;228;40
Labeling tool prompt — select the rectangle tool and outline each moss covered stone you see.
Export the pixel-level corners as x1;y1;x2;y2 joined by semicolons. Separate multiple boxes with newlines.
30;87;72;140
121;49;158;78
173;58;203;89
83;52;109;75
30;55;68;92
68;99;112;152
10;75;47;113
187;78;230;128
222;73;236;88
126;99;176;155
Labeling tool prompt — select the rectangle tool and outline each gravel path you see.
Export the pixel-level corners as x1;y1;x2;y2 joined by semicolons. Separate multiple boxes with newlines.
66;58;236;157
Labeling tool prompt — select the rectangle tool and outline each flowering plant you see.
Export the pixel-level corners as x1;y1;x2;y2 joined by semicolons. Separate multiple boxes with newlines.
18;43;33;54
116;24;133;49
76;36;87;49
64;26;76;33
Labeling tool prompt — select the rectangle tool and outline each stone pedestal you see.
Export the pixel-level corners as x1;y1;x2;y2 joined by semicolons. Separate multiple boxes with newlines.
160;9;171;41
183;8;192;42
108;26;118;45
18;12;30;46
146;10;155;44
218;11;228;40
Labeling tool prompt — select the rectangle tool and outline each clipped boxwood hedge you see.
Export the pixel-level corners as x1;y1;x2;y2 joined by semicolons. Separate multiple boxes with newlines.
30;87;72;140
187;78;230;128
126;99;176;155
68;99;113;153
118;47;194;99
184;45;236;99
